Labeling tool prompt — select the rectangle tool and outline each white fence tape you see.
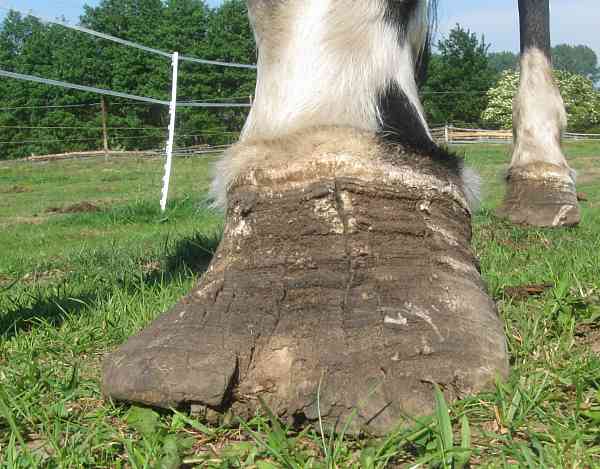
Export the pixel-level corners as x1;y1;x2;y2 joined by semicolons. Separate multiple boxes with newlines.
160;52;179;213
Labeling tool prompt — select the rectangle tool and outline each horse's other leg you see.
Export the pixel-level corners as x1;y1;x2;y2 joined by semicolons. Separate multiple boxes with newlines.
499;0;580;227
103;0;508;434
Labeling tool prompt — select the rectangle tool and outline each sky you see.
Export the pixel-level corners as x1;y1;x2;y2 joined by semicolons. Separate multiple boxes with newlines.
1;0;599;59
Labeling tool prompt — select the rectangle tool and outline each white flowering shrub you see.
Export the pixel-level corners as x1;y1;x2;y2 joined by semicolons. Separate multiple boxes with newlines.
482;69;600;131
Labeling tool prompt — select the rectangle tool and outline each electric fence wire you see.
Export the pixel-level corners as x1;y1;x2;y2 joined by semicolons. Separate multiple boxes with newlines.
0;2;250;206
0;99;251;111
1;130;239;144
0;3;257;69
0;70;252;108
0;125;239;133
0;133;167;145
0;125;165;130
0;103;100;111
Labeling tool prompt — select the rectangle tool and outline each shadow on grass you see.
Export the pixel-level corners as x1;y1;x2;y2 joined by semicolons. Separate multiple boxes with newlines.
143;229;223;286
0;292;97;339
1;226;223;339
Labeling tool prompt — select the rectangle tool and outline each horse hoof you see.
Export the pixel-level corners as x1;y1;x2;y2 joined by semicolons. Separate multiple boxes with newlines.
498;163;580;227
102;128;509;434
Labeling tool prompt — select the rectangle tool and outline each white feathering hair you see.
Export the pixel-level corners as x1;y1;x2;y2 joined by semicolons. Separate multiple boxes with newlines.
211;0;433;209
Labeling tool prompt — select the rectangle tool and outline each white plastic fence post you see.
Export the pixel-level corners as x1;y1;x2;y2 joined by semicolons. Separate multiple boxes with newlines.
444;124;449;144
160;51;179;212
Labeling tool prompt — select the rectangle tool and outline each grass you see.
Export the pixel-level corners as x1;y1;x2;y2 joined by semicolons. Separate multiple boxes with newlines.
1;142;600;467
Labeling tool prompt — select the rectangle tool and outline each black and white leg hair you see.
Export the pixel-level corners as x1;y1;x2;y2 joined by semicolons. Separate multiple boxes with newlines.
512;0;571;174
495;0;580;227
211;0;479;210
243;0;434;141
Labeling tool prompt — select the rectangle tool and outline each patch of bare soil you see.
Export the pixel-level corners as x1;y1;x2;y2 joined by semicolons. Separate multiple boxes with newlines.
2;184;32;194
15;216;45;225
497;239;527;251
574;289;600;353
21;269;68;284
45;202;102;214
588;330;600;354
577;325;600;355
141;260;161;275
23;436;54;462
0;273;15;287
577;192;588;201
575;167;600;185
503;283;554;301
0;216;47;228
1;270;67;287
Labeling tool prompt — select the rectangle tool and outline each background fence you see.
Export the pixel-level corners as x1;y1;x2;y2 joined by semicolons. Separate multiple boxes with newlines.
430;125;600;144
0;4;257;211
3;5;599;211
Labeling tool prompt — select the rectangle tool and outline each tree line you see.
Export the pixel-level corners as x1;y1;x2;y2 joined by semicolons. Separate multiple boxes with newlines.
422;25;600;130
0;0;255;159
1;2;599;160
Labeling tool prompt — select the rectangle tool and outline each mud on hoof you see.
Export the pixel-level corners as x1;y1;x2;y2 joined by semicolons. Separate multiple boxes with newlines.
102;127;509;434
498;162;580;227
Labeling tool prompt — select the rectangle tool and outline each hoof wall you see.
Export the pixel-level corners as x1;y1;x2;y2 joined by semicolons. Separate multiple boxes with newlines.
499;163;580;227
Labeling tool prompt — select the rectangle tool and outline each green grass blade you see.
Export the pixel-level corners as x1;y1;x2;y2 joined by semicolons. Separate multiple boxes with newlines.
434;385;453;451
454;415;472;469
0;385;26;447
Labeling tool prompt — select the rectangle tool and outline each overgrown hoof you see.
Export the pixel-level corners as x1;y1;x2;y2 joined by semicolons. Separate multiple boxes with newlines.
102;128;509;434
498;163;580;227
102;309;238;409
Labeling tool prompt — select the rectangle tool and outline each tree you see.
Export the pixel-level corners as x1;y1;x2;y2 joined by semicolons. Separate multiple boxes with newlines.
80;0;185;150
176;0;256;147
0;0;258;159
482;69;600;131
552;44;599;83
421;24;496;125
0;12;105;158
486;45;599;83
488;51;518;74
486;45;599;84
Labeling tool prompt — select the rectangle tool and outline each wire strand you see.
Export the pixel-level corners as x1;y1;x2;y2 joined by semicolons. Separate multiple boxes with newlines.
1;134;166;145
0;4;257;70
0;125;164;130
0;102;100;111
0;69;252;108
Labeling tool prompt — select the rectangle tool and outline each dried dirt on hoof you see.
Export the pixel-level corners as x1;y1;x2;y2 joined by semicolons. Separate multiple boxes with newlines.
45;202;102;214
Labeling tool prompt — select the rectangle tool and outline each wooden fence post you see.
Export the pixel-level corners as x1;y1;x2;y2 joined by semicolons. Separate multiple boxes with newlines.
100;97;109;155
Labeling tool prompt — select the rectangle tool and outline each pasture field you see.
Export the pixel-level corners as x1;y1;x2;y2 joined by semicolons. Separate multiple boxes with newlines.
1;142;600;467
